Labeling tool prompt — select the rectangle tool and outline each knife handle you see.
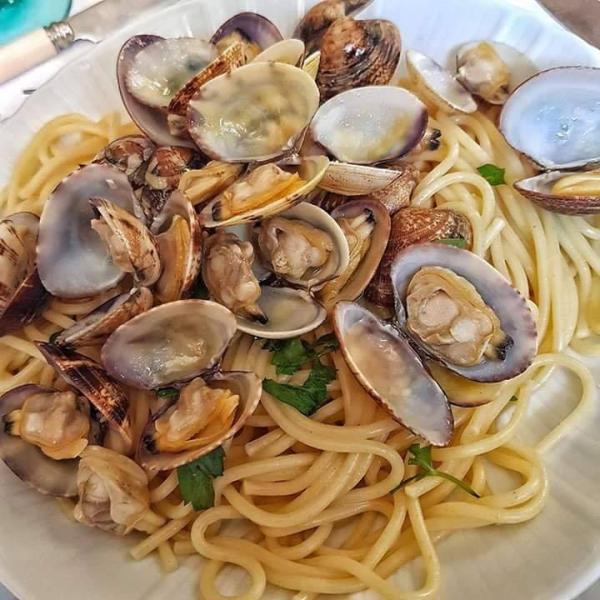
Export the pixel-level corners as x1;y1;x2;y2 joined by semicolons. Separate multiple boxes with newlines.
0;22;74;85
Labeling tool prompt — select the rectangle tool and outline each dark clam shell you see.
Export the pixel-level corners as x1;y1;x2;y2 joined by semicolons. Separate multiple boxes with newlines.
366;208;472;307
210;12;283;51
390;243;537;382
317;18;401;101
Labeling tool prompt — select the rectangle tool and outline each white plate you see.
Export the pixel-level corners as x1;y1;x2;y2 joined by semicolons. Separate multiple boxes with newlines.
1;0;600;599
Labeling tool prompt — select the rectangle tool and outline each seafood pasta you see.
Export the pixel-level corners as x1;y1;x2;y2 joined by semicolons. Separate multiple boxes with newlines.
0;2;599;599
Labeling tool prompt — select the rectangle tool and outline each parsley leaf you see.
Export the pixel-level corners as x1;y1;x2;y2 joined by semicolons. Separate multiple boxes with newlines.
398;444;481;498
477;163;506;186
156;387;179;399
438;238;466;249
263;360;336;416
177;446;225;511
264;334;340;376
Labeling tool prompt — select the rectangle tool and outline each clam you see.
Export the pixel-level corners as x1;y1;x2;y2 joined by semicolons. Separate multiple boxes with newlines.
302;51;321;80
101;300;237;389
187;62;319;163
37;164;137;298
253;39;305;66
202;230;265;322
90;198;161;287
54;287;153;348
293;0;374;55
36;342;132;442
0;385;94;496
0;212;48;336
235;286;327;339
456;41;537;105
364;162;421;215
514;170;600;215
499;67;600;170
138;145;204;226
317;18;401;101
210;12;283;60
138;371;261;471
310;86;428;164
94;135;156;189
74;446;149;534
178;161;245;207
198;156;329;228
333;302;453;446
255;202;350;291
153;191;203;304
117;35;201;147
406;50;477;114
319;198;391;307
366;208;472;307
390;243;537;382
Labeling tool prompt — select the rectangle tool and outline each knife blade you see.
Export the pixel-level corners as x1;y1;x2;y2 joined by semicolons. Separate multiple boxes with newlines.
537;0;600;48
0;0;167;85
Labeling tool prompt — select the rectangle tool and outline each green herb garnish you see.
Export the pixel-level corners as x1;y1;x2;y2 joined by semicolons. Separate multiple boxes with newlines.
477;163;506;186
264;333;340;376
438;238;466;249
177;446;225;511
156;387;179;399
263;361;336;416
397;444;481;498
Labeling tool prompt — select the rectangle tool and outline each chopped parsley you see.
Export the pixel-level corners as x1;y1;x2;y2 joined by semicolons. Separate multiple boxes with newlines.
264;333;339;376
177;446;225;511
477;163;506;186
438;238;467;249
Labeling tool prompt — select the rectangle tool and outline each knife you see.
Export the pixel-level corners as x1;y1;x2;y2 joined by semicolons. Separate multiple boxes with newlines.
0;0;167;85
536;0;600;48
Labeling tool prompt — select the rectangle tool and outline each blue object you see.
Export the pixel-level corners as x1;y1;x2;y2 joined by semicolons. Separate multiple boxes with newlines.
0;0;72;44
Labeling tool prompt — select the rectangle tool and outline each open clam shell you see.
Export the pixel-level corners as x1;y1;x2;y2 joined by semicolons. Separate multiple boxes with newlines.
198;155;329;228
138;371;261;471
236;286;327;339
514;171;600;215
187;62;320;163
54;288;153;349
101;300;237;389
0;385;82;497
253;39;305;66
293;0;374;55
499;67;600;170
317;18;401;101
319;198;391;306
310;86;428;164
407;50;477;114
318;162;404;196
456;41;537;105
0;213;48;336
117;35;196;148
37;164;137;299
36;343;132;442
333;302;453;446
390;243;537;382
256;202;350;291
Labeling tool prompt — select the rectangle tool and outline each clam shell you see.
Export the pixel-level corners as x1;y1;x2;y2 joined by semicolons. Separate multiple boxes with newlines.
257;202;350;291
37;343;132;442
365;162;420;215
317;18;401;101
407;50;477;114
54;288;153;348
0;384;79;497
499;67;600;170
293;0;375;56
198;155;330;228
210;12;283;51
117;35;196;148
514;171;600;215
318;162;403;196
187;62;320;163
302;51;321;80
310;86;428;165
366;208;472;307
333;302;453;446
178;161;245;207
0;213;48;336
101;300;237;389
37;164;137;299
253;39;305;66
390;243;537;382
236;286;327;339
138;371;261;471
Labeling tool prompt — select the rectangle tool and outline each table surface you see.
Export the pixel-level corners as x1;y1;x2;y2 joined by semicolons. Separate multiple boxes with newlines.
0;0;599;598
